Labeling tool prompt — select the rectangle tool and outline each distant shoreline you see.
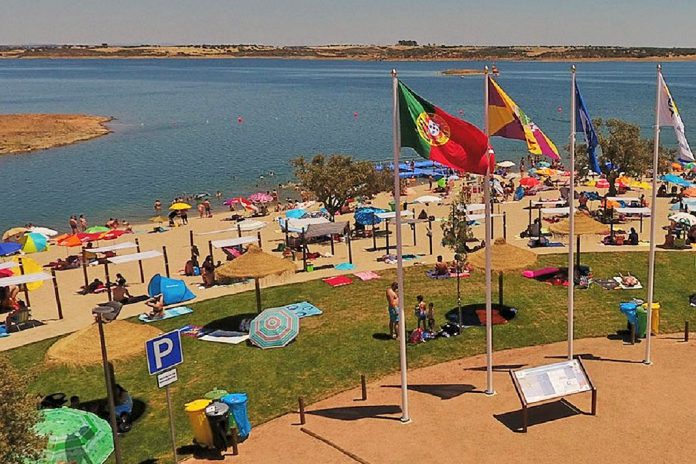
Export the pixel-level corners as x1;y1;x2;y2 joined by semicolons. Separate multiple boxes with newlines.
3;44;696;62
0;114;112;155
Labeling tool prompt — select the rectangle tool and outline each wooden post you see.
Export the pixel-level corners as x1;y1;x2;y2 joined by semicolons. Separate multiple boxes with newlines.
498;273;504;307
208;240;214;262
254;278;262;313
330;233;335;256
230;427;239;455
135;238;145;284
17;258;31;308
81;246;89;289
503;212;508;240
640;213;644;233
576;235;581;270
412;221;417;247
385;220;390;254
360;375;367;401
104;261;112;301
630;323;636;345
428;218;433;255
257;231;262;247
528;199;532;226
162;246;170;278
302;232;307;271
347;232;353;264
237;224;243;238
189;229;194;248
284;227;289;247
298;397;306;425
372;220;377;251
686;321;690;342
51;269;63;320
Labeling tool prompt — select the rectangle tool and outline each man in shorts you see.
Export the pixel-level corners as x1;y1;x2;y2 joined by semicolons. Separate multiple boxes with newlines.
386;281;400;339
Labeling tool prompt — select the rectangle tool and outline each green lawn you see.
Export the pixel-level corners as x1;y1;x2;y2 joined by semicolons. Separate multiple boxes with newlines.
6;251;695;463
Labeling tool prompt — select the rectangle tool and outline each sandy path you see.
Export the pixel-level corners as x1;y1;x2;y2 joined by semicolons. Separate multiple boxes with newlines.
187;335;696;464
0;178;675;351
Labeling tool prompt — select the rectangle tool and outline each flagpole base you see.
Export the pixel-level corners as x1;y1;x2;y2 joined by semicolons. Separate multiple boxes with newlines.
484;389;496;397
642;360;653;366
400;416;412;424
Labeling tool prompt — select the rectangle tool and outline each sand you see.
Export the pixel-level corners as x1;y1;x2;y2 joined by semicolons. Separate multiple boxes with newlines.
186;335;696;464
0;177;678;351
0;114;111;155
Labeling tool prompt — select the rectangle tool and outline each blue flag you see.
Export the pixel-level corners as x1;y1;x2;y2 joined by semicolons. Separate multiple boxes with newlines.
575;84;600;173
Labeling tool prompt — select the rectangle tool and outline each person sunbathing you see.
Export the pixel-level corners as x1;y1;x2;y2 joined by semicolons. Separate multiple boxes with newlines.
627;228;639;245
145;294;165;319
434;256;449;276
112;284;133;305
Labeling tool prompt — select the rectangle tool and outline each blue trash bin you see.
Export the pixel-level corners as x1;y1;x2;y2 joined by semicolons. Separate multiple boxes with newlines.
221;393;251;438
619;302;638;327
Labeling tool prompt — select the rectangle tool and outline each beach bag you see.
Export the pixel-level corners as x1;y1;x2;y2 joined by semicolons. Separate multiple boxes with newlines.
409;328;424;344
441;322;460;336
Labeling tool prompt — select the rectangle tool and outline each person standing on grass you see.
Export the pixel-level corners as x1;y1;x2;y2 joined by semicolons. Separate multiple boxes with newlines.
386;281;400;339
427;302;435;332
414;295;427;330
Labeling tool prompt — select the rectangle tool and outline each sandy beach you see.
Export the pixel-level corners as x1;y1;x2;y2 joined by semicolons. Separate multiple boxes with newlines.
0;113;111;155
0;177;675;351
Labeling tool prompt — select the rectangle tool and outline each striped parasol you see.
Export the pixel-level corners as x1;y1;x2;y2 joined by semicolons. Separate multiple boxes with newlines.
249;308;300;349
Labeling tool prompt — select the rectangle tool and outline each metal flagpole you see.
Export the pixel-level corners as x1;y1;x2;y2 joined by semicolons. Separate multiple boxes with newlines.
391;69;410;421
483;66;494;395
568;65;577;360
645;64;662;365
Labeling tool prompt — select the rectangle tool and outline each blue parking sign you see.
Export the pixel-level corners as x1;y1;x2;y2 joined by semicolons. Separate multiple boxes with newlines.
145;330;183;375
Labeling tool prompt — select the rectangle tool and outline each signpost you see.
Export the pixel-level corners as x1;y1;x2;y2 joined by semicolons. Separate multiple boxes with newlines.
146;330;183;462
509;359;596;432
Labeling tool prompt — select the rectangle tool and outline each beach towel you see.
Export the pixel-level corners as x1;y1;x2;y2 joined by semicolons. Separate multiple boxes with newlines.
475;309;508;325
595;278;620;290
323;276;353;287
522;267;560;279
139;306;193;323
426;270;450;279
0;325;8;338
266;301;323;319
199;330;250;345
334;262;355;271
179;324;204;337
613;276;643;290
354;271;380;281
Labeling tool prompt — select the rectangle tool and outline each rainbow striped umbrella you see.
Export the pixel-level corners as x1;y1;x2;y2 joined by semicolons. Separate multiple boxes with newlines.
20;232;49;254
33;408;114;464
249;308;299;349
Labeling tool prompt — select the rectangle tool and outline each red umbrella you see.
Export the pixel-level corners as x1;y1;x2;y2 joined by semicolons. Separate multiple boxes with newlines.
101;229;128;240
57;235;83;247
77;232;103;243
596;179;610;189
520;177;540;188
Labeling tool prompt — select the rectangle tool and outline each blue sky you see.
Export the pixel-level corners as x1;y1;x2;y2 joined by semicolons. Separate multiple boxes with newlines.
3;0;695;47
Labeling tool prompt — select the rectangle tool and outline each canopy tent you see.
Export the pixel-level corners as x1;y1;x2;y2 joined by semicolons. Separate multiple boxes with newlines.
89;242;138;254
215;244;296;313
104;250;166;300
0;270;63;320
0;261;18;271
300;221;352;270
147;274;196;306
279;217;329;233
209;235;260;262
375;210;415;254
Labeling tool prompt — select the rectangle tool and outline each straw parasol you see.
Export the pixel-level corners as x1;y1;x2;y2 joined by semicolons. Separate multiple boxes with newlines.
215;244;296;312
46;320;161;366
550;212;609;267
468;237;537;306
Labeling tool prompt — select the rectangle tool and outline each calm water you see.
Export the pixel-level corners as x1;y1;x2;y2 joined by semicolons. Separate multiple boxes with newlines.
1;59;695;231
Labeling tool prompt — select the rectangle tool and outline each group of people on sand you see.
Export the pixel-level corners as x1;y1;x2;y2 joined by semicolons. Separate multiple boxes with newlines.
385;282;436;340
68;215;88;234
1;285;27;330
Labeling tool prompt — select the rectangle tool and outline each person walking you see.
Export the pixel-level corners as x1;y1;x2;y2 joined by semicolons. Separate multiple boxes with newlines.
79;214;87;232
386;282;400;339
69;216;78;234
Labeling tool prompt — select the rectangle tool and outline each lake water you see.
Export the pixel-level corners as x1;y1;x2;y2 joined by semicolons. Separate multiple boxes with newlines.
1;59;695;231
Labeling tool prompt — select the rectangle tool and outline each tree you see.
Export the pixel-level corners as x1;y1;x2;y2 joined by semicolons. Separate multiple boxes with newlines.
441;186;474;257
574;118;676;194
0;355;43;464
291;154;393;220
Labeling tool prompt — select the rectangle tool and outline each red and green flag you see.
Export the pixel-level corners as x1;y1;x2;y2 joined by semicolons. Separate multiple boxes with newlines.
398;81;493;175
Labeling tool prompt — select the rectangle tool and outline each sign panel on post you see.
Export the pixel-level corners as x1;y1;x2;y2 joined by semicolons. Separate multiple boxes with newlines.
513;360;591;404
145;330;183;375
157;369;178;389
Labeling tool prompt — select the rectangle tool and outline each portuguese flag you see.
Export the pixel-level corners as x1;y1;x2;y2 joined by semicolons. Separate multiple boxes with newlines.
398;81;492;175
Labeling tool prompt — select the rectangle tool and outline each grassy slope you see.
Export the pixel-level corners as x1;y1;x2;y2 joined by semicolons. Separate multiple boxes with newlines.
6;251;694;463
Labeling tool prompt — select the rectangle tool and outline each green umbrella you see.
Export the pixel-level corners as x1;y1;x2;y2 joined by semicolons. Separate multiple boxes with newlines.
85;226;110;234
33;408;114;464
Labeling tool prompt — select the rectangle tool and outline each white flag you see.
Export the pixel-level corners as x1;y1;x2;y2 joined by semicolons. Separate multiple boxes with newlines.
659;73;694;162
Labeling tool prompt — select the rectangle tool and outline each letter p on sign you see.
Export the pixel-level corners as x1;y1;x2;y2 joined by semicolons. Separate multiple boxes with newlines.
146;330;183;375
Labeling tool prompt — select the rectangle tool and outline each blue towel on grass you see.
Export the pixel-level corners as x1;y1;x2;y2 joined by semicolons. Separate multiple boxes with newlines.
334;262;355;271
265;301;322;318
139;306;193;323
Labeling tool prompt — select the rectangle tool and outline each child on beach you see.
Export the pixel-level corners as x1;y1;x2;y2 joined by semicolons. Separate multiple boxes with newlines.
414;295;427;330
427;302;435;332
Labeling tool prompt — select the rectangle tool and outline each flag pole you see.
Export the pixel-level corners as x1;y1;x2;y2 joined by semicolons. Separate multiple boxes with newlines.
391;68;411;421
483;66;495;395
644;64;661;365
568;65;577;360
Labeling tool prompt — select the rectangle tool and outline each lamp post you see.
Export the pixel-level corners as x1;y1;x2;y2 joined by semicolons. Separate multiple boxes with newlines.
92;306;123;464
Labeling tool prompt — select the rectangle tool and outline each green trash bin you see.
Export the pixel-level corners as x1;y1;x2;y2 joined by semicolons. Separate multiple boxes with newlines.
204;388;229;401
636;306;648;338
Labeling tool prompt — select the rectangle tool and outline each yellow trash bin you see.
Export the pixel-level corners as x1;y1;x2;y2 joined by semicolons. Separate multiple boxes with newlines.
643;302;661;335
185;399;213;448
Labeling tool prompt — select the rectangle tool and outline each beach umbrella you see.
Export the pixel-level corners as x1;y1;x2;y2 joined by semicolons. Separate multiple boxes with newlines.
149;215;167;223
497;160;516;168
468;238;537;306
669;212;696;227
437;177;447;189
0;242;21;256
2;226;28;242
33;407;114;464
519;177;540;188
662;174;692;188
85;226;110;234
11;256;44;291
354;207;385;226
101;229;128;240
20;232;49;254
595;179;610;189
169;202;192;211
413;195;442;204
249;307;300;349
550;212;609;267
215;244;296;313
683;187;696;198
248;192;274;203
29;226;58;238
57;234;83;248
77;232;103;243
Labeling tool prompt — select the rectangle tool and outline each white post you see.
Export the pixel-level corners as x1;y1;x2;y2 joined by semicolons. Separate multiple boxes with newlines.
392;69;411;421
484;67;495;395
568;65;577;360
645;64;662;365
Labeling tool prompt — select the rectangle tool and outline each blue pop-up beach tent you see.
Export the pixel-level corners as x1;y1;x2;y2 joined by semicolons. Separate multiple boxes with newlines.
147;274;195;305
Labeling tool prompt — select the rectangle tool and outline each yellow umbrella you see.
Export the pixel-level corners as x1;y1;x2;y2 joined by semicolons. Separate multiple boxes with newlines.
216;244;296;312
11;256;44;291
2;227;28;242
169;202;192;211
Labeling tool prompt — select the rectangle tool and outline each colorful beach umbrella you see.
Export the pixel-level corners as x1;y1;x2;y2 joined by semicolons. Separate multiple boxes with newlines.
29;226;58;238
33;407;114;464
77;232;104;243
2;226;28;242
85;226;110;234
248;192;274;203
249;307;300;349
58;234;83;247
669;212;696;227
0;242;21;256
354;207;385;226
519;177;540;188
169;202;192;211
11;256;45;291
101;229;128;240
20;232;49;254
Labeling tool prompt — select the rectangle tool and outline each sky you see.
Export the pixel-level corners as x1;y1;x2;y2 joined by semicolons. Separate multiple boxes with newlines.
2;0;696;47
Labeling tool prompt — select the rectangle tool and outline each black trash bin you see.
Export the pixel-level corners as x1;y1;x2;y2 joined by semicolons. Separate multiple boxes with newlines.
205;401;230;452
